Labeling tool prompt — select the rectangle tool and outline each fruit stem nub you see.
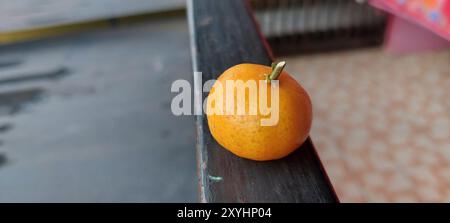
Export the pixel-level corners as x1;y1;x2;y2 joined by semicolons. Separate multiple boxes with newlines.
268;61;286;81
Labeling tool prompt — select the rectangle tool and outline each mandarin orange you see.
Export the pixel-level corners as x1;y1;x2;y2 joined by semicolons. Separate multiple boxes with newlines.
206;62;312;161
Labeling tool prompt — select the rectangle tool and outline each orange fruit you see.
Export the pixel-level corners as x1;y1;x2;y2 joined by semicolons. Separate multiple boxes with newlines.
206;61;312;161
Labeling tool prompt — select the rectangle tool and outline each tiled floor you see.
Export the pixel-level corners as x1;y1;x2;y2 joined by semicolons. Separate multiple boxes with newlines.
285;48;450;202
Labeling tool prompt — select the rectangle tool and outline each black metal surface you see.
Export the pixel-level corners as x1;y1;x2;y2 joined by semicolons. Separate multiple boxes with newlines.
188;0;338;202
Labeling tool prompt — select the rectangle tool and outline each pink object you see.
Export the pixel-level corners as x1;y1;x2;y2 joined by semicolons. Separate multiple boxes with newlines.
370;0;450;41
384;15;450;54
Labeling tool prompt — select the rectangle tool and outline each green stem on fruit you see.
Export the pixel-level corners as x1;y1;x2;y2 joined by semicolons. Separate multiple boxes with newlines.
271;62;277;70
267;61;286;81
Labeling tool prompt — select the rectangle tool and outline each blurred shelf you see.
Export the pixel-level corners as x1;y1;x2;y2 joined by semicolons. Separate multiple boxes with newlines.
0;0;186;45
0;0;185;32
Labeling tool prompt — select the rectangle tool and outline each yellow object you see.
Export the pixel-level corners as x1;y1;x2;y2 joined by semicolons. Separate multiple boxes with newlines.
0;9;184;45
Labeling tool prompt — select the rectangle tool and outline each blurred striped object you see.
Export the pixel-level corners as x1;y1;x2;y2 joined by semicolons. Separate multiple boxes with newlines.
250;0;388;55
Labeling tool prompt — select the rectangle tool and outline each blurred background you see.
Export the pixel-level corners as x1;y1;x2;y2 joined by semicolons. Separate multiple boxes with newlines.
0;0;196;202
253;0;450;202
0;0;448;202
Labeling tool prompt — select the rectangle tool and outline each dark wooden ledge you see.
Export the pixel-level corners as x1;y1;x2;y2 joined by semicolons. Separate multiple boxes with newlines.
188;0;338;203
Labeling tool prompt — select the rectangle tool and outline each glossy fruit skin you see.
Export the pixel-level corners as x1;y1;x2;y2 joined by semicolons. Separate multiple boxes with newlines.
206;63;312;161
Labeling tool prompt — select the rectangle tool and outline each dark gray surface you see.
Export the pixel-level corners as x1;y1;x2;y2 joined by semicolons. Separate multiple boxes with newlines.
189;0;338;202
0;17;196;202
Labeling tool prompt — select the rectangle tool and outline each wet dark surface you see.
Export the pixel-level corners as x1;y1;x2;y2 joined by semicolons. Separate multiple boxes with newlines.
0;60;23;69
0;67;69;85
0;153;7;168
0;88;45;116
0;17;196;202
